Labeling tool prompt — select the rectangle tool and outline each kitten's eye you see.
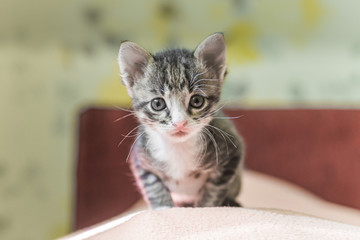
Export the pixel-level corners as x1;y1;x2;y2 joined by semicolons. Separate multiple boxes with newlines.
151;98;166;111
190;95;204;109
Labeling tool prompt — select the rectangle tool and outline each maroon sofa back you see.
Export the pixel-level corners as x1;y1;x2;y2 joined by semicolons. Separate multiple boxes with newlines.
75;108;360;230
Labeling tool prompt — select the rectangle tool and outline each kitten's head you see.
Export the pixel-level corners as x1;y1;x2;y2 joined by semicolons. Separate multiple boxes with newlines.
118;33;226;142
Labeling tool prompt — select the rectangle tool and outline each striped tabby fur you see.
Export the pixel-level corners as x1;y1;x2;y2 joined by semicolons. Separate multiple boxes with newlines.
118;33;244;208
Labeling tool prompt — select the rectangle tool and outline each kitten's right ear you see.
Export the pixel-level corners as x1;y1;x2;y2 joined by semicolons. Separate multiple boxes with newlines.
118;41;153;97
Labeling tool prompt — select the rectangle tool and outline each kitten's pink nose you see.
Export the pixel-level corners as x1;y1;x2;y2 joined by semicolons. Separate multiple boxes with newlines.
172;120;187;130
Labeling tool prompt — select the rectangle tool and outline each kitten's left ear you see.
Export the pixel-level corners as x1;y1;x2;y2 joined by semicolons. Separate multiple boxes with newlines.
194;33;227;79
118;41;153;98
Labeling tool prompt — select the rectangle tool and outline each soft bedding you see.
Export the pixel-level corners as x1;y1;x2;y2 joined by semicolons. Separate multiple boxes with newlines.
61;170;360;239
85;207;360;240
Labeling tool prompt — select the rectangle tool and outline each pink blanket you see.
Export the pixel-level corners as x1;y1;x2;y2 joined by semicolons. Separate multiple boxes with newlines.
88;207;360;240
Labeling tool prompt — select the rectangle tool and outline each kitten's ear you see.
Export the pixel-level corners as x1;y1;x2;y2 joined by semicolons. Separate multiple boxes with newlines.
194;33;226;78
118;41;153;97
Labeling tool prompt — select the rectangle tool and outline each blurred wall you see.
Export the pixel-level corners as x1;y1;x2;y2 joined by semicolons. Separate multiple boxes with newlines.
0;0;359;239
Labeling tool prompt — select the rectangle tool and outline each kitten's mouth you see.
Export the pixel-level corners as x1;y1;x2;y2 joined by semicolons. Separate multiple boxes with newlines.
171;130;188;137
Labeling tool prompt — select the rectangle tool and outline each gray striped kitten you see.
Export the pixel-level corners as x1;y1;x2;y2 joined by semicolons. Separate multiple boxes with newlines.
118;33;244;208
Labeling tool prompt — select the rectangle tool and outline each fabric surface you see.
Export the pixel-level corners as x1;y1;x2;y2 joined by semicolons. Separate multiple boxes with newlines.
61;170;360;239
87;207;360;240
115;170;360;227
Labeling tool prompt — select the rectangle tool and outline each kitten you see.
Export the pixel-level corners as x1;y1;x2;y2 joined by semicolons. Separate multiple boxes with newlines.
118;33;244;208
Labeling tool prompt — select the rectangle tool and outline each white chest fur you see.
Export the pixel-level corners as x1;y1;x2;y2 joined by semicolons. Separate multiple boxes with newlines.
147;130;200;179
146;130;210;204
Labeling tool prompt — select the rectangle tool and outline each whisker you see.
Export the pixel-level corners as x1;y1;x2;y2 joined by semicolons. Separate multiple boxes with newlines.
190;69;210;90
112;105;135;113
211;104;226;114
192;78;218;85
195;84;220;89
207;125;235;139
212;115;244;120
113;113;136;123
191;69;209;85
126;132;145;162
217;97;246;106
203;128;219;165
198;131;208;162
207;125;237;149
195;78;218;81
193;87;207;96
118;125;142;147
207;125;229;156
121;133;139;138
198;104;226;121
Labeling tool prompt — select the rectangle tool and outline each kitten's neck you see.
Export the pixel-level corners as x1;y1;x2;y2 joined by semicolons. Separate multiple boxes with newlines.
143;125;203;178
143;124;204;161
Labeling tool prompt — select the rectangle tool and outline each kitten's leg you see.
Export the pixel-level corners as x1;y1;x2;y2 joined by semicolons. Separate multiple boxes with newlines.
130;149;174;209
136;168;174;209
197;179;236;207
221;173;242;207
197;155;241;207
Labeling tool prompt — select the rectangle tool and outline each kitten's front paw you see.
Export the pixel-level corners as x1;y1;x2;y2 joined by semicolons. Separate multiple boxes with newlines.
222;198;242;207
